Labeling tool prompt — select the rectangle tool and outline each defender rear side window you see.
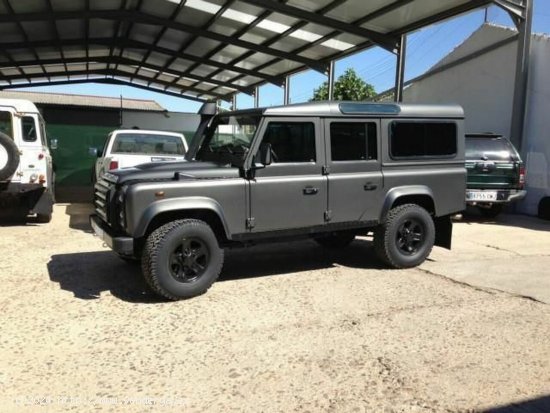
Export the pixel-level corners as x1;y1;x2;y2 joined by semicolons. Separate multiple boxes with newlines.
0;111;13;138
330;122;377;161
390;122;457;159
262;122;316;163
22;116;37;142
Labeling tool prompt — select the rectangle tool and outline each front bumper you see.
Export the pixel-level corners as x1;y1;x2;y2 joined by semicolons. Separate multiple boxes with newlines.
90;214;134;256
466;189;527;204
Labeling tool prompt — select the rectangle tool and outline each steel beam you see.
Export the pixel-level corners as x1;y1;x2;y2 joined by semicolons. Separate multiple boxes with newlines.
509;0;533;151
239;0;399;53
0;68;228;100
0;9;326;73
0;37;283;86
0;55;252;94
394;35;407;102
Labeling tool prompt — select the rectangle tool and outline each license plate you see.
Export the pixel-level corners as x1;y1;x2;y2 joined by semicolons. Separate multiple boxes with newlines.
151;157;176;162
466;191;497;201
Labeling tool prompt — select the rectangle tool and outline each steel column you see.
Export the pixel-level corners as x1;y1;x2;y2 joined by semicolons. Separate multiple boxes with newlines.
254;87;260;108
232;94;238;111
394;34;407;102
283;76;290;105
509;0;533;152
327;60;336;100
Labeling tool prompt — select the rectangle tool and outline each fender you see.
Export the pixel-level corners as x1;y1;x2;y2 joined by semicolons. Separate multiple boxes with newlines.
380;185;436;222
132;196;231;238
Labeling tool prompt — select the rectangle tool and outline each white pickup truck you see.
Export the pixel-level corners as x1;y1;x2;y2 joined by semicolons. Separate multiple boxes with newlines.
94;129;188;182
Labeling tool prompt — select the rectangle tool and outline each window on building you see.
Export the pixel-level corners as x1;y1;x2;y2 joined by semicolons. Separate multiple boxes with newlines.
330;122;377;161
262;122;316;163
390;122;457;158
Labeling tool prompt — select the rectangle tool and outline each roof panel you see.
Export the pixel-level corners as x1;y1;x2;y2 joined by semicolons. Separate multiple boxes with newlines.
0;0;494;102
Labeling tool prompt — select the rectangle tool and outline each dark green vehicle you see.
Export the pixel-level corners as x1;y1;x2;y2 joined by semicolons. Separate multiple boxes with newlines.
465;133;526;218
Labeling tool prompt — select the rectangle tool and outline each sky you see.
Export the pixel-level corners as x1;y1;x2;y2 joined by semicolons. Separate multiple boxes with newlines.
18;0;550;114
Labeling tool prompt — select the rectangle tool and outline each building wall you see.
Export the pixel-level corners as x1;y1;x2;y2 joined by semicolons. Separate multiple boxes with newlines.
403;26;550;216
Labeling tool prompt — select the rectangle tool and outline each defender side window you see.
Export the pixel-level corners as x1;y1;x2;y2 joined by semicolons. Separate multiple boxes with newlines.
262;122;316;163
0;111;13;138
22;116;37;142
390;121;457;158
330;122;377;161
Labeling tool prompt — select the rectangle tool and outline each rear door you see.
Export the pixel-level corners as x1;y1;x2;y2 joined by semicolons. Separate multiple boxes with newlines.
324;119;383;223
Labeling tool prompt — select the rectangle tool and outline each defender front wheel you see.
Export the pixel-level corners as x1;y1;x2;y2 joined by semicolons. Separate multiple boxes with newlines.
142;219;224;300
374;204;435;269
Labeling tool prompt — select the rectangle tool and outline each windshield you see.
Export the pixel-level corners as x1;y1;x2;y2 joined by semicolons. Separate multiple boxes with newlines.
195;115;260;165
112;133;186;156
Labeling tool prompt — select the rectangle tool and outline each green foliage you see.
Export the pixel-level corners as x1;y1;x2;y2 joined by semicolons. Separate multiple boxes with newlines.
311;68;376;101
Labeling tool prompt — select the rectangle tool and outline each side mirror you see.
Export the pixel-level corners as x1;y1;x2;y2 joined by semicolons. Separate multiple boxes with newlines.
259;143;273;166
50;138;58;150
88;147;102;158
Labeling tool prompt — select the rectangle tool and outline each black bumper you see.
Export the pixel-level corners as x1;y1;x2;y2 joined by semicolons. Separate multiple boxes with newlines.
0;182;53;215
90;214;134;256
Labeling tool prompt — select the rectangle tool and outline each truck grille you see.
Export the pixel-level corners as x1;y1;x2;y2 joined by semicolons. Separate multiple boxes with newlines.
94;178;113;224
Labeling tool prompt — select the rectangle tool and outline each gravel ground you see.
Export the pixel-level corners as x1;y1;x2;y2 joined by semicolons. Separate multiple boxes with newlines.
0;204;549;413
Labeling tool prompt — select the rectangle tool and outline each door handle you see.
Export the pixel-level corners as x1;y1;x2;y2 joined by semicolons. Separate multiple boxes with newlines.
364;183;378;191
303;187;319;195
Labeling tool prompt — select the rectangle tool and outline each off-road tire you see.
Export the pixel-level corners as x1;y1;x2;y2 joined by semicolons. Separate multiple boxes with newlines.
315;231;355;248
0;132;20;181
478;204;503;219
374;204;435;269
142;219;224;300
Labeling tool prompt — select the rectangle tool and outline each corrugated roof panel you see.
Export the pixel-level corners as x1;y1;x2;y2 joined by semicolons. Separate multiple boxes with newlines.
0;0;494;102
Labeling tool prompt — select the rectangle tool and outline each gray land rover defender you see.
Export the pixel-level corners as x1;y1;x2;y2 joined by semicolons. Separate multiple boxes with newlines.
90;101;466;300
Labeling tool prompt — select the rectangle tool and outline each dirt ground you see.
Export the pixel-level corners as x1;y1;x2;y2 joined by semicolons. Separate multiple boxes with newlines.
0;204;549;413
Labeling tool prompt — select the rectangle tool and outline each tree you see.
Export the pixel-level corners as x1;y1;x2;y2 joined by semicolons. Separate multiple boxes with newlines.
311;68;376;101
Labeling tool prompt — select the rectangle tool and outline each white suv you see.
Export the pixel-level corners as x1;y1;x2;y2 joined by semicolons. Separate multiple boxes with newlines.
94;129;188;182
0;98;54;223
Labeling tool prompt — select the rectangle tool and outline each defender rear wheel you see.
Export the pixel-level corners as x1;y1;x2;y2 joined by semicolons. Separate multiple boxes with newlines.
142;219;224;300
374;204;435;269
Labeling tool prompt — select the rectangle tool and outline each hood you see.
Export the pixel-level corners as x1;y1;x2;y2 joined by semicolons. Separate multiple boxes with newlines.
112;161;241;184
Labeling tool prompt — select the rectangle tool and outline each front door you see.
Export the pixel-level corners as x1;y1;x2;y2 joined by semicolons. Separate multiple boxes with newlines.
324;119;383;224
249;118;327;233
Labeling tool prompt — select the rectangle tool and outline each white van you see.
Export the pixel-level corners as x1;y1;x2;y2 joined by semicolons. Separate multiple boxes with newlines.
0;99;54;222
94;129;188;182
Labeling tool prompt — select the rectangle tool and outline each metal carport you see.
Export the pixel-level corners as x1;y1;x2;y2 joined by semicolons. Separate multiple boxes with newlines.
0;0;534;148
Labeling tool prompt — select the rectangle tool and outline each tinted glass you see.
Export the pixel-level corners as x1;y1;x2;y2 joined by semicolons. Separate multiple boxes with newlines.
112;134;186;155
0;111;13;138
22;116;37;142
262;122;316;163
390;122;457;158
330;122;377;161
465;137;519;161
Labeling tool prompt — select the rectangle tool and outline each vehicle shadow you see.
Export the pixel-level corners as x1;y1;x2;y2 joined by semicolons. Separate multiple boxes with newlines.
220;238;383;281
47;251;161;303
65;202;94;232
47;238;383;302
481;394;550;412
